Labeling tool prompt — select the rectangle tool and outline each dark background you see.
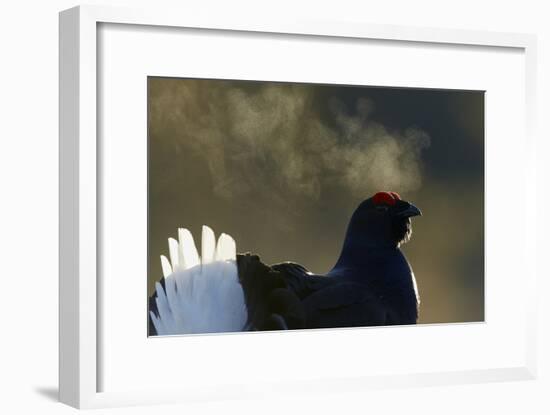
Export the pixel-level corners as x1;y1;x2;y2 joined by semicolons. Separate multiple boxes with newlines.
148;77;484;324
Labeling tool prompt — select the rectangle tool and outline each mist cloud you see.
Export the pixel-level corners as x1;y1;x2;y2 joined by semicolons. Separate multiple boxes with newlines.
149;79;430;208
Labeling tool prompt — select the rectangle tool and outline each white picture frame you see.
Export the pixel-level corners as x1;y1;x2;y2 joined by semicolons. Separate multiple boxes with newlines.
59;4;538;409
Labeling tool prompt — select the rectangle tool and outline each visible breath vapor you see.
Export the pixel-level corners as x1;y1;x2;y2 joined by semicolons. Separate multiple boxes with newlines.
149;79;431;209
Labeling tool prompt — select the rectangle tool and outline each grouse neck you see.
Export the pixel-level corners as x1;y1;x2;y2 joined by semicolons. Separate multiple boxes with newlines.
331;229;398;271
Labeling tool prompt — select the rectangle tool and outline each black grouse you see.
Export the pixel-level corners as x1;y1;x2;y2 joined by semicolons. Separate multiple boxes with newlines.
149;191;421;335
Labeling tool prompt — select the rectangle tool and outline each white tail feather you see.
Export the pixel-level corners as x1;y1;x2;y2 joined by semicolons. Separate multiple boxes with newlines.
160;255;172;277
201;225;216;264
168;238;179;271
178;228;200;269
215;233;236;262
151;226;247;335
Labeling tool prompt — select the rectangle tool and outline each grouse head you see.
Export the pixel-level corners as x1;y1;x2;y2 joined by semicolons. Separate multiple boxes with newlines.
347;191;422;248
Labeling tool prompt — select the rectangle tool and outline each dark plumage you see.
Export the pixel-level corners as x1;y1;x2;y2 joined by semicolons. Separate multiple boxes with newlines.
238;191;421;330
148;191;421;335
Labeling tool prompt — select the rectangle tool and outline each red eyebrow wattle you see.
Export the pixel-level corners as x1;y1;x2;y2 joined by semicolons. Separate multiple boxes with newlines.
372;191;398;206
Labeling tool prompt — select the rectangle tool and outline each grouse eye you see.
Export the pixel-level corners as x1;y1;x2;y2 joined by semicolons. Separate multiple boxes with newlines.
375;205;389;212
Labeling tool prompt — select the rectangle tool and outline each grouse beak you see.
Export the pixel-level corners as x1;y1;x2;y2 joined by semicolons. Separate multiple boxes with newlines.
394;201;422;218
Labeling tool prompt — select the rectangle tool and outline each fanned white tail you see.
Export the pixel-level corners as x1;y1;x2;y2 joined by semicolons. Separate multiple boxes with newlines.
150;225;247;335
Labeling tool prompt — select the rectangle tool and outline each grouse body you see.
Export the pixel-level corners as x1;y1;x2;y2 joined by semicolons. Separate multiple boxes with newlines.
149;191;421;335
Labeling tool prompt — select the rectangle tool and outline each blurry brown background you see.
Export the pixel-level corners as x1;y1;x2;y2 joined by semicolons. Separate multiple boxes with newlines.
147;77;484;324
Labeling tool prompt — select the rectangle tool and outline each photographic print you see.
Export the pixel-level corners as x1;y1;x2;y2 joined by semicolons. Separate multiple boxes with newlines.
147;77;484;336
